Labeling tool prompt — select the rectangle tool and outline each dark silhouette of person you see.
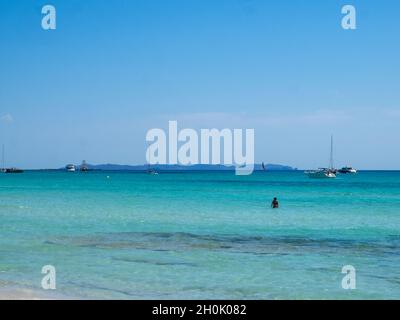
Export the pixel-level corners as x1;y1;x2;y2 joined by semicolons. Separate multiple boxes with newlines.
271;197;279;209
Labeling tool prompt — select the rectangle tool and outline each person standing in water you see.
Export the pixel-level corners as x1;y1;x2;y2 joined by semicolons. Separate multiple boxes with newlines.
271;197;279;209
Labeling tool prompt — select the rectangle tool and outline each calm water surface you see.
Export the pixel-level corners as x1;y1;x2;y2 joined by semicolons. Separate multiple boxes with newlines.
0;171;399;299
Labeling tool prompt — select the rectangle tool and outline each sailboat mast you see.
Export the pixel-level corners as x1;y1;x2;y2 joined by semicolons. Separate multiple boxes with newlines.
1;144;4;170
147;141;151;170
330;135;334;169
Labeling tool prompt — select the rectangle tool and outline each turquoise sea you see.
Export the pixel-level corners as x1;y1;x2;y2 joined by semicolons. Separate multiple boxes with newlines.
0;171;399;299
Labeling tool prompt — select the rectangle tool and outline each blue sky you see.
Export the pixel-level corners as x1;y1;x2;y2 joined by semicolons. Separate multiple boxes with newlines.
0;0;399;169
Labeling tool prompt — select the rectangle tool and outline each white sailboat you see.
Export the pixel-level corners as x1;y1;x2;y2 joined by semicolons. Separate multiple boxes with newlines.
305;136;337;179
1;144;24;173
1;144;5;173
80;160;89;172
306;168;336;179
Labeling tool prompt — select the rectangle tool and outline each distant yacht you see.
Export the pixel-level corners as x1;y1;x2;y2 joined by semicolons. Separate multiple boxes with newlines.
146;163;159;175
146;143;159;175
80;160;89;172
66;164;76;172
4;168;24;174
306;136;336;179
147;168;159;175
1;144;4;173
306;168;336;179
1;144;24;173
338;166;357;174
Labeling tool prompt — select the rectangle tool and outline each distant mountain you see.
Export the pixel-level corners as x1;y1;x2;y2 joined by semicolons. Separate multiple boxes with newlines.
67;163;297;171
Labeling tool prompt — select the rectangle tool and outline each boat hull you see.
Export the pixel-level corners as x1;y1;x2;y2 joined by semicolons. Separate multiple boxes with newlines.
4;168;24;173
338;168;357;174
306;170;336;179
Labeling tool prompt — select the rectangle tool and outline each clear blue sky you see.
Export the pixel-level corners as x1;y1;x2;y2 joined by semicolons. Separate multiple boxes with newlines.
0;0;399;169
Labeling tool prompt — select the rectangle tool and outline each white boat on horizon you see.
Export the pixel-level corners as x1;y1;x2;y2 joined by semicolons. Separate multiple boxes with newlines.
305;168;336;179
338;166;357;174
1;145;4;173
66;164;76;172
1;144;24;173
306;136;336;179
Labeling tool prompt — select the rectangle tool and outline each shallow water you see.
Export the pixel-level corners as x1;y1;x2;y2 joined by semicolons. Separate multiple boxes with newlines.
0;171;399;299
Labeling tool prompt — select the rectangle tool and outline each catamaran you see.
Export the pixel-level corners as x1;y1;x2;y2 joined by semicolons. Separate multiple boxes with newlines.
305;136;336;179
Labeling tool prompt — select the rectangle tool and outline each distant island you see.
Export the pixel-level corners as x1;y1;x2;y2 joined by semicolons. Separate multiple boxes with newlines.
58;163;297;171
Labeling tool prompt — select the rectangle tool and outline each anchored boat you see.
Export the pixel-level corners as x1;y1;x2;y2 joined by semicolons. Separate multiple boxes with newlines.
306;136;336;179
1;145;24;173
80;160;89;172
66;164;76;172
4;168;24;173
306;168;336;179
338;166;357;174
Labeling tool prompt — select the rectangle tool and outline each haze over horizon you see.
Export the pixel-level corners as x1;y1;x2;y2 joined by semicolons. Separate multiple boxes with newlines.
1;0;399;170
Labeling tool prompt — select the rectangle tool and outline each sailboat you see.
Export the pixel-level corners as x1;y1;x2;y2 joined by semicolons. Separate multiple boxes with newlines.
1;144;5;173
305;136;336;179
146;143;159;175
80;160;89;172
147;164;159;175
1;144;24;173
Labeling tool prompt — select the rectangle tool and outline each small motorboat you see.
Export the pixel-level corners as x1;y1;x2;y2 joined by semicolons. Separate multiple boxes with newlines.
66;164;76;172
338;166;357;174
